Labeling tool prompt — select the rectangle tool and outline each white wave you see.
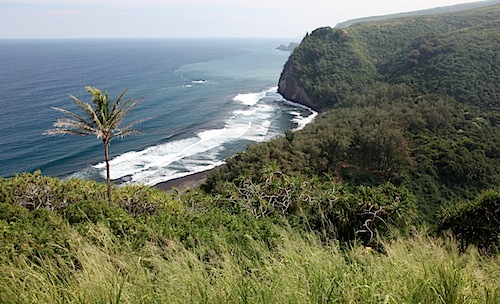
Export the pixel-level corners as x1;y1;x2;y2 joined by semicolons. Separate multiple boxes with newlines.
241;120;272;142
233;108;258;116
290;110;318;131
91;118;264;185
93;137;201;181
142;161;226;187
233;90;267;106
267;86;278;93
282;99;318;130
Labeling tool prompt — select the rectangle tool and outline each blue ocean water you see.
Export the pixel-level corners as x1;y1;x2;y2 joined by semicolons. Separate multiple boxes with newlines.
0;38;316;186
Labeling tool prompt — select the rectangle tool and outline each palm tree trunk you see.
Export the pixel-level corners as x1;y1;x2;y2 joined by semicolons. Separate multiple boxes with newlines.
104;141;112;204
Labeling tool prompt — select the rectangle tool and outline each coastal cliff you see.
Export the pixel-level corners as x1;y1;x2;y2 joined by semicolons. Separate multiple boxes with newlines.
277;60;318;111
278;4;500;111
277;27;378;112
242;3;500;236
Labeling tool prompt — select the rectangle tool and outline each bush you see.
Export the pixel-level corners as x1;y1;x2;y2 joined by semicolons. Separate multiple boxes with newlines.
0;172;178;253
211;167;416;246
64;200;150;249
0;201;72;260
0;171;109;210
298;182;417;245
439;189;500;253
147;206;282;262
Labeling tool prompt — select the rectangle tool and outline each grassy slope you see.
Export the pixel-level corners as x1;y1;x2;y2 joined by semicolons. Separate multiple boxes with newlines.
2;227;499;303
1;172;499;303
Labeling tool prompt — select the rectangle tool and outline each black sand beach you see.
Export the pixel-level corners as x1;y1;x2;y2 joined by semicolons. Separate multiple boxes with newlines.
154;169;211;192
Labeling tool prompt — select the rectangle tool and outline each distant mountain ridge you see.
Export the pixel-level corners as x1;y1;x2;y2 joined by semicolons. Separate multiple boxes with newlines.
335;0;500;28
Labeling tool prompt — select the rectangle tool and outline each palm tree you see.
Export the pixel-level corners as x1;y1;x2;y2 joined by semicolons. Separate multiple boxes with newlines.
45;86;149;203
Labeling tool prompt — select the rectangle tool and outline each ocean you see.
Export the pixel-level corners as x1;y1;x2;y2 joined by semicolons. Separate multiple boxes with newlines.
0;38;316;186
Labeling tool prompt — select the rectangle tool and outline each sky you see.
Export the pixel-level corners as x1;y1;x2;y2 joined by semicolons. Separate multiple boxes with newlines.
0;0;484;39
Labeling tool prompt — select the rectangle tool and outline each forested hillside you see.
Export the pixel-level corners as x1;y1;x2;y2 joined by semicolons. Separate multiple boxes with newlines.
335;0;500;29
209;4;500;226
278;3;500;110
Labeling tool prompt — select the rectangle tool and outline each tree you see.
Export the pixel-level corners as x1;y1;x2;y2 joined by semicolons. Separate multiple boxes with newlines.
45;86;148;203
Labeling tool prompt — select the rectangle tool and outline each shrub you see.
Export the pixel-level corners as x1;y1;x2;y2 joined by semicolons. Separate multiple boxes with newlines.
0;171;110;210
0;201;72;260
147;206;282;263
114;184;177;217
298;182;417;245
0;172;171;252
63;199;149;249
439;189;500;253
214;167;416;245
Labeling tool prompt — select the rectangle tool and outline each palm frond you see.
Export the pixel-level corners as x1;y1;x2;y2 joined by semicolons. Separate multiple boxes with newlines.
121;98;143;116
85;86;102;97
114;129;144;138
44;128;94;137
116;116;153;134
69;95;104;130
52;118;98;135
51;106;95;128
109;97;143;126
111;89;129;115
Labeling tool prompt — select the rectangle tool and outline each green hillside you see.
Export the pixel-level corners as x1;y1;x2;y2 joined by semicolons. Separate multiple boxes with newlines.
279;4;500;109
335;0;500;29
1;172;498;302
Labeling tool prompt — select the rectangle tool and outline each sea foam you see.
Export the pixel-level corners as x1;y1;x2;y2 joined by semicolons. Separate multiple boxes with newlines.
233;91;267;106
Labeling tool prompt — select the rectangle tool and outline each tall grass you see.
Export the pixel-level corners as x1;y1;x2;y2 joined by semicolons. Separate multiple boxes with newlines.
1;226;498;303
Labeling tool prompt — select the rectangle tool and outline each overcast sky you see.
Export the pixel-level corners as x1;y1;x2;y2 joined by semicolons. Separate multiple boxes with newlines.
0;0;483;39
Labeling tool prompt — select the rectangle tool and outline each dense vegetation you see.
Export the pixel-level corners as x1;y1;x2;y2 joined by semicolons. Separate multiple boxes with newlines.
1;4;500;303
209;83;500;226
335;0;500;28
1;173;499;302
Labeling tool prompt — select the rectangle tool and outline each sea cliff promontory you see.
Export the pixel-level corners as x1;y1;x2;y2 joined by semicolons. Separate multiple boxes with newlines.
278;2;500;111
270;2;500;234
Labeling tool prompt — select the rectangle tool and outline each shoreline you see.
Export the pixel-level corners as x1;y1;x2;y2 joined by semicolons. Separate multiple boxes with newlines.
154;169;214;193
151;101;317;194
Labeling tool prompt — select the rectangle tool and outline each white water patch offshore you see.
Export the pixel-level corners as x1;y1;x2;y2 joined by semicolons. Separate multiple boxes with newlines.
70;87;317;186
233;90;267;106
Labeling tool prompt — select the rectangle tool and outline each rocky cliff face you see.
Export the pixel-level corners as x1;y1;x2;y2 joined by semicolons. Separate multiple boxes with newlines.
278;61;321;112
